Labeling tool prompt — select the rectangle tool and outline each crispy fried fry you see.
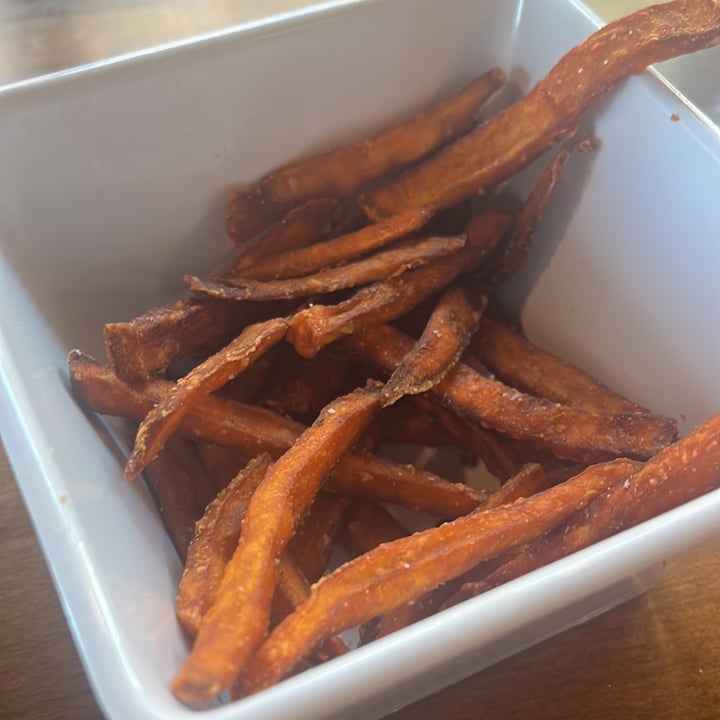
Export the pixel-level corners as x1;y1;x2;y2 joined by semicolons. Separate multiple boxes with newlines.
360;1;720;217
187;235;466;302
103;298;249;382
287;492;352;583
238;458;631;693
233;198;344;266
142;435;220;563
472;317;648;414
342;324;677;462
239;206;434;280
287;211;511;358
381;280;486;407
125;317;291;480
485;137;597;286
68;351;485;518
448;414;720;605
336;498;409;557
484;462;549;509
226;69;506;243
171;383;382;702
176;454;272;635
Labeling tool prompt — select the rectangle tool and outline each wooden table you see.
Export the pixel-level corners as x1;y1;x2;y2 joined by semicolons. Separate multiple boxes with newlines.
2;2;720;718
3;442;720;720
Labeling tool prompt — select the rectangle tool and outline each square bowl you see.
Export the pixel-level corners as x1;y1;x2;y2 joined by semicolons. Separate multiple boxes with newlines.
1;1;720;718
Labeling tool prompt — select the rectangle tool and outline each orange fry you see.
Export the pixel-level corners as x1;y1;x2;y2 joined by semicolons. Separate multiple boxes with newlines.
381;280;486;407
233;198;344;266
342;324;677;463
187;234;465;302
176;454;272;635
287;211;511;358
68;351;486;518
171;383;382;702
125;316;291;480
484;137;598;286
142;435;220;563
472;317;648;414
103;298;248;382
336;498;409;557
239;206;434;280
226;68;506;243
360;1;720;218
484;462;549;509
239;459;631;693
450;413;720;605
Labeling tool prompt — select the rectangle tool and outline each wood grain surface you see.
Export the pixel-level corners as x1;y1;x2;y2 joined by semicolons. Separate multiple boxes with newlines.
2;2;720;719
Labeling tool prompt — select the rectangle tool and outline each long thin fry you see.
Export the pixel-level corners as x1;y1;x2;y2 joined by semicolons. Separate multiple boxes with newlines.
484;137;597;286
360;0;720;217
125;316;291;480
472;317;648;414
187;235;465;302
176;454;272;635
342;324;677;462
103;298;248;382
381;280;485;407
287;211;511;358
171;383;382;702
142;435;220;563
68;351;486;518
226;68;506;243
448;414;720;605
238;459;632;693
233;198;344;266
239;206;434;280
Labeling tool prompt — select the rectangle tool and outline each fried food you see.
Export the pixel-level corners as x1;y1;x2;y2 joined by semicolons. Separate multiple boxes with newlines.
381;280;486;407
287;211;511;358
125;316;291;480
360;0;720;218
176;454;272;635
171;384;382;701
226;69;506;243
69;351;481;517
472;317;648;414
103;298;248;382
484;137;598;286
232;198;344;268
342;324;677;462
238;206;434;280
238;459;632;693
187;235;465;302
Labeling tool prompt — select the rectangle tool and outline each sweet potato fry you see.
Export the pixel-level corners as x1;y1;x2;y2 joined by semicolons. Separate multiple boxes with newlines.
472;317;648;414
232;198;344;267
449;414;720;606
287;211;511;358
125;316;291;480
239;206;434;280
360;1;720;218
484;137;597;286
342;324;677;462
176;454;272;635
381;280;486;407
171;383;382;702
336;498;409;557
103;298;249;382
142;435;220;563
238;458;631;693
484;462;549;509
226;68;506;243
186;235;466;302
287;492;352;583
68;351;485;518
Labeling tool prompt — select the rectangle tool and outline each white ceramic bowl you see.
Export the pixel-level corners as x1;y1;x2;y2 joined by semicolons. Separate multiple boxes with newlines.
1;1;720;718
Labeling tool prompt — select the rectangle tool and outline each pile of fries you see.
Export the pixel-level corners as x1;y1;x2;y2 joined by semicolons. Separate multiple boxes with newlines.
68;0;720;706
